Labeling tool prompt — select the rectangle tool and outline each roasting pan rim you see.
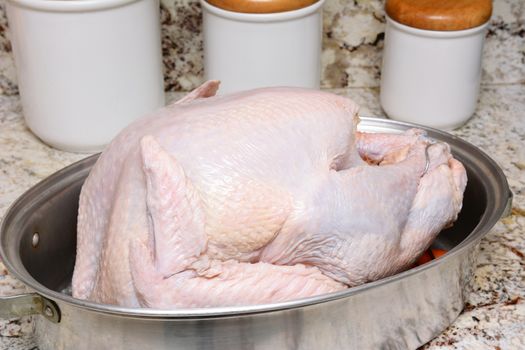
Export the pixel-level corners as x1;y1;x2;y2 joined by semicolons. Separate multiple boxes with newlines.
0;116;511;320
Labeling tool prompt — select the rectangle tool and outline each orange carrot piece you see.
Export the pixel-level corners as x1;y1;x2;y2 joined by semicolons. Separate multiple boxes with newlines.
415;251;433;265
431;248;447;258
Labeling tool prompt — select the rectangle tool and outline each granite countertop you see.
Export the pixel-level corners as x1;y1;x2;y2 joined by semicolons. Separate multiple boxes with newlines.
0;84;524;349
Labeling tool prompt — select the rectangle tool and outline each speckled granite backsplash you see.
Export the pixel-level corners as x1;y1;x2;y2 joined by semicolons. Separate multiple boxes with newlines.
0;0;523;95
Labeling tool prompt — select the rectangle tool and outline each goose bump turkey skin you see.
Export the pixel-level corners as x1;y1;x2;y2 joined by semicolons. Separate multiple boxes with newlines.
72;81;467;308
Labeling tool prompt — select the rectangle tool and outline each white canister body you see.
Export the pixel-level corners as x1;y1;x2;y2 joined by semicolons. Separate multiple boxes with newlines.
6;0;165;152
380;16;488;130
201;0;325;95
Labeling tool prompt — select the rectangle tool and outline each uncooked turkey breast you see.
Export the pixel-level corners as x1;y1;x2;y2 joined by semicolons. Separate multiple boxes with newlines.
72;81;466;308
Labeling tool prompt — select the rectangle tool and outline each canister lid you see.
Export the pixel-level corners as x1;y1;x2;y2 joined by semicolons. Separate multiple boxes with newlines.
205;0;319;14
385;0;492;31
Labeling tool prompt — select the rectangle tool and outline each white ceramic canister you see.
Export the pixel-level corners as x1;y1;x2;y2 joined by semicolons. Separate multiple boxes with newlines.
201;0;325;95
380;0;492;130
6;0;165;152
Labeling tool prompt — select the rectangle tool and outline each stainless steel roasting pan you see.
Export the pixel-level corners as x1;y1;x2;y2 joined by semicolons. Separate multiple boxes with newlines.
0;118;512;350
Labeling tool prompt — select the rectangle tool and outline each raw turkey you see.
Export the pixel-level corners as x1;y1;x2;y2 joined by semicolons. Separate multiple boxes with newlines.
72;81;467;308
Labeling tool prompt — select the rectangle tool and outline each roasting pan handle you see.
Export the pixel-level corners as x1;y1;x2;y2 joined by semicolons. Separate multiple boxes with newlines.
0;293;60;323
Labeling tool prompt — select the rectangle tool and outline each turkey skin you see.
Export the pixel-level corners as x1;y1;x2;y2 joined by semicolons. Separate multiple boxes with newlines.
72;81;466;308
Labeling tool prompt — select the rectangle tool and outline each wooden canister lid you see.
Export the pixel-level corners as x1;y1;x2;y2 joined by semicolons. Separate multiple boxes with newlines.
205;0;319;14
385;0;492;31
